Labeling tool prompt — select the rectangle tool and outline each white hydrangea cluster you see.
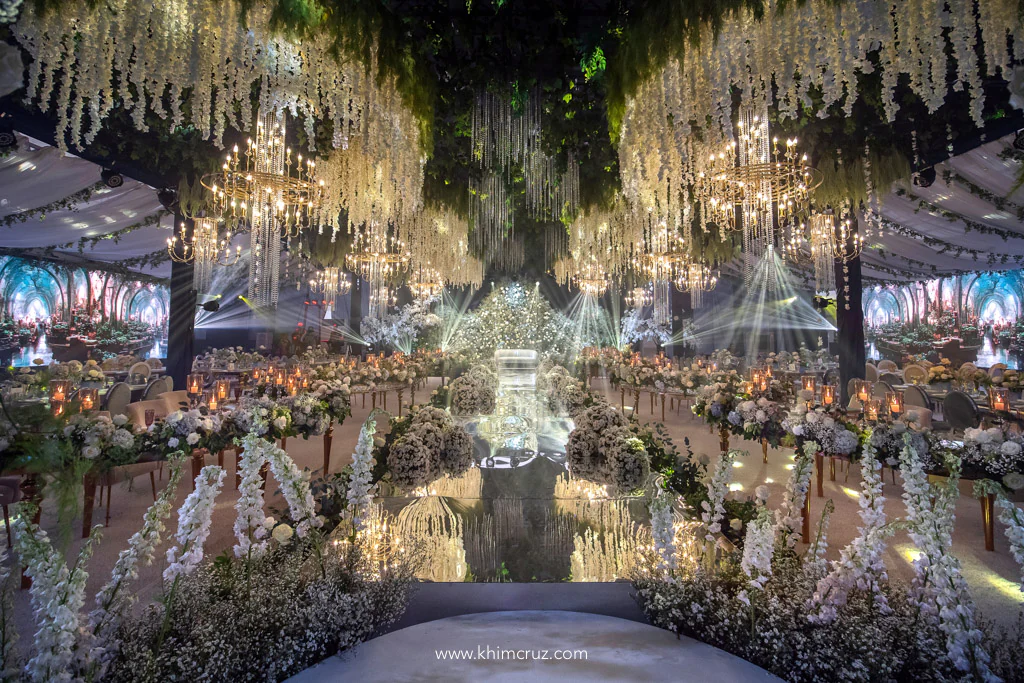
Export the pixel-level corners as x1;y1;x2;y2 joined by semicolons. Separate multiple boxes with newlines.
962;426;1024;476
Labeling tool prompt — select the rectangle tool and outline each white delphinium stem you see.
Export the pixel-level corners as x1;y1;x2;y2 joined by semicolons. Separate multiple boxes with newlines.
13;504;101;682
233;432;270;559
995;495;1024;592
86;452;186;672
774;440;815;547
738;505;775;607
264;440;322;538
804;499;835;578
0;543;13;678
164;466;226;582
701;448;738;541
899;436;997;681
649;491;677;574
808;437;891;623
347;414;379;530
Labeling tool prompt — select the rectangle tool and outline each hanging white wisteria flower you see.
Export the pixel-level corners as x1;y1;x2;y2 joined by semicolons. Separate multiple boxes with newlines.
347;414;379;530
164;466;227;582
86;453;186;672
808;438;891;623
12;504;100;683
233;432;272;559
773;440;815;548
649;491;678;574
899;436;998;681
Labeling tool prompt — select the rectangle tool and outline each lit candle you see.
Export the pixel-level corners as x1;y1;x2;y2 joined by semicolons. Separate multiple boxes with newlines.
764;365;773;379
865;400;880;421
204;390;217;411
856;380;871;403
50;380;71;403
52;400;65;417
758;377;768;392
216;380;230;401
886;391;904;416
188;373;204;396
821;384;836;406
802;375;816;393
80;388;98;411
991;387;1010;412
275;369;285;386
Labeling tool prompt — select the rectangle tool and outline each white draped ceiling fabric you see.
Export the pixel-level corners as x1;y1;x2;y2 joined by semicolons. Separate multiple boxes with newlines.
860;131;1024;283
0;134;174;279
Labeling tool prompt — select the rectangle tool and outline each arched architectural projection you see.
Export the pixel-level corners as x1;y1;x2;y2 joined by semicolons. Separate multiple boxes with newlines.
0;256;169;366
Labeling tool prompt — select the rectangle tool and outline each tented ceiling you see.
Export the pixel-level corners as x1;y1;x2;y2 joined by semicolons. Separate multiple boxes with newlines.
860;131;1024;283
0;134;173;279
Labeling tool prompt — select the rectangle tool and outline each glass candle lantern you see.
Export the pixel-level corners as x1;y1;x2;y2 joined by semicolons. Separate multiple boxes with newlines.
216;380;230;401
252;367;262;382
991;387;1010;412
764;365;773;379
821;384;836;406
802;375;817;393
51;399;65;417
187;373;204;397
204;390;217;411
49;380;71;403
79;388;99;411
275;368;285;386
301;376;309;389
865;400;880;422
855;380;872;403
886;391;904;416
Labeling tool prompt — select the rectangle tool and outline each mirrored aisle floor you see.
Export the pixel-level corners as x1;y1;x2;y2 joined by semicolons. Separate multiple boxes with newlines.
379;415;651;582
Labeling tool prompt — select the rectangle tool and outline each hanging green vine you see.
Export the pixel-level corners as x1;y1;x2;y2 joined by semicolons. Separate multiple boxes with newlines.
940;170;1024;221
894;188;1024;241
60;212;170;253
0;181;107;227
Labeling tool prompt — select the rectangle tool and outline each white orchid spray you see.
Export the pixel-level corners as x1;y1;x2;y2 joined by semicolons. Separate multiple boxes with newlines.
774;440;815;548
994;494;1024;592
233;431;271;559
808;437;892;623
347;413;379;530
164;466;227;582
649;491;678;574
86;452;187;673
899;436;997;681
12;504;101;683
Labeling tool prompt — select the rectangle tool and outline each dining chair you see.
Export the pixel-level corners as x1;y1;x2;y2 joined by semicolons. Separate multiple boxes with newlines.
161;390;191;414
877;360;898;373
943;391;980;433
902;365;927;384
125;399;169;431
104;382;132;417
129;362;152;381
141;377;169;400
864;364;879;382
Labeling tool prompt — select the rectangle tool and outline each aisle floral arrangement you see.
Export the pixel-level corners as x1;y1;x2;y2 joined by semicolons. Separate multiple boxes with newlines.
691;369;743;427
447;366;497;416
565;402;651;492
375;406;475;490
783;405;861;458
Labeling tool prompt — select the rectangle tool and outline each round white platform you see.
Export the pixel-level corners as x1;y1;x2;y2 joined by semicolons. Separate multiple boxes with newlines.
286;610;781;682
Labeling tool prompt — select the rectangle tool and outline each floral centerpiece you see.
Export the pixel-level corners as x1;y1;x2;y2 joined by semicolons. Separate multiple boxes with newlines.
691;369;743;427
448;369;496;416
146;408;224;455
64;412;139;469
309;378;352;423
378;406;475;490
565;401;650;492
868;421;934;470
728;398;788;447
926;361;954;387
230;397;293;443
783;405;860;458
281;393;331;439
539;365;592;418
960;427;1024;483
993;369;1024;396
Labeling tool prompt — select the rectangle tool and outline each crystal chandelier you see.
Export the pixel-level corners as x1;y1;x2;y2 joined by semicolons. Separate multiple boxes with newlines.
624;284;653;309
345;226;410;319
309;266;351;305
575;260;609;298
166;217;241;293
202;107;323;308
698;103;820;288
674;262;718;309
409;266;444;300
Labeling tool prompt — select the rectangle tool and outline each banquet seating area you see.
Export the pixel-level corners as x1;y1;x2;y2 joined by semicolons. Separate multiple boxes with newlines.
5;1;1024;681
